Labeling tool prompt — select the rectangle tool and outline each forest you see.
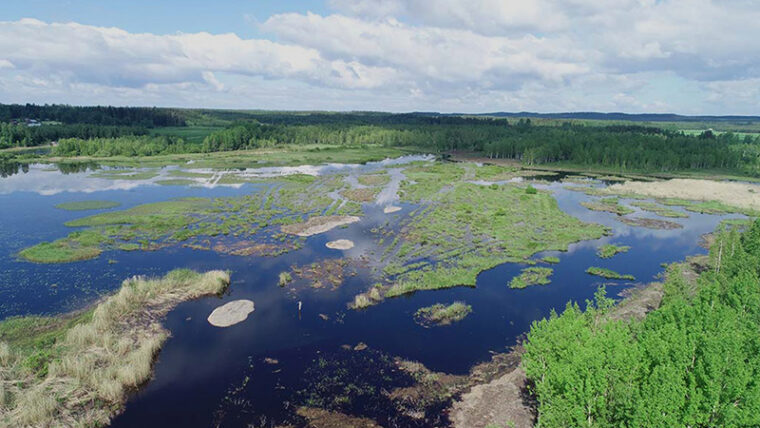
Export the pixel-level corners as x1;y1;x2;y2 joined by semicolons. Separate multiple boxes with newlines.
3;103;760;174
523;222;760;427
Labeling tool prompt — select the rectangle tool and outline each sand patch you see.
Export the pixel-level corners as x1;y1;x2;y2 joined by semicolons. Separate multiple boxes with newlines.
383;205;402;214
207;299;254;327
326;239;354;250
608;178;760;212
281;215;360;237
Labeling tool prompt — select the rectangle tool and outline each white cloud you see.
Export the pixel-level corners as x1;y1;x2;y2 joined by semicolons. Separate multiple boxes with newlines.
1;0;759;114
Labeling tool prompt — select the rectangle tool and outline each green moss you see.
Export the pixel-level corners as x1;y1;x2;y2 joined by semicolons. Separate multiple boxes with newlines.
54;200;121;211
586;266;635;280
597;244;631;259
414;302;472;327
509;267;554;289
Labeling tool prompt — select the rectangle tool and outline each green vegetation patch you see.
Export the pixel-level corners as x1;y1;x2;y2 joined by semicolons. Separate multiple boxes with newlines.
381;162;608;298
414;302;472;327
597;244;631;259
541;256;560;264
22;173;363;263
54;200;121;211
357;172;390;186
585;266;635;280
581;197;635;215
659;198;755;216
509;267;554;289
630;201;688;218
155;178;197;186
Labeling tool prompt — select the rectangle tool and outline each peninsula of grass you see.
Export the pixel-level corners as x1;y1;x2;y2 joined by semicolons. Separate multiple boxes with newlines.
597;244;631;259
509;267;554;289
586;266;635;280
54;200;121;211
629;201;688;218
381;162;608;298
0;269;230;427
541;256;560;264
414;302;472;327
581;197;635;215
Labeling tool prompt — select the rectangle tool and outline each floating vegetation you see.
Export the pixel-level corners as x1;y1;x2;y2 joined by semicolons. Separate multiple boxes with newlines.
414;302;472;327
290;258;362;290
586;266;635;280
581;197;634;215
541;256;560;264
278;271;292;287
207;300;255;328
351;286;383;309
597;244;631;259
618;216;683;230
54;200;121;211
509;267;553;289
630;201;688;218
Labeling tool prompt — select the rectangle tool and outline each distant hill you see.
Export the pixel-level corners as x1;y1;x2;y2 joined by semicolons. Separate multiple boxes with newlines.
447;112;760;123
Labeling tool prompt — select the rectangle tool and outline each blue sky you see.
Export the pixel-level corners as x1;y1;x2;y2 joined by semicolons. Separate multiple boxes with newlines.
0;0;758;114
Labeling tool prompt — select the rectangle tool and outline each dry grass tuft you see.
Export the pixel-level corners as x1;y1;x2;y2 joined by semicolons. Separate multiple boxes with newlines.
0;269;229;427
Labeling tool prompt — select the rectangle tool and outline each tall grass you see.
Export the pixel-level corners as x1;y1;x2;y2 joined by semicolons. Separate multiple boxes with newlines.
0;269;229;427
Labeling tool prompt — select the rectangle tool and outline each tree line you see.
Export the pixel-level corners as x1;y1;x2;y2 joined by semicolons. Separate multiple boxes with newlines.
0;123;147;149
0;103;185;127
523;221;760;427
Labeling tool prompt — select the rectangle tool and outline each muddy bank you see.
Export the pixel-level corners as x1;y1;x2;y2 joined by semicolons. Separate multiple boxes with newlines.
282;216;361;237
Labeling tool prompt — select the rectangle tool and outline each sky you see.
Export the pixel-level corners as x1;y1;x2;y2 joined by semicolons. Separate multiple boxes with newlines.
0;0;759;114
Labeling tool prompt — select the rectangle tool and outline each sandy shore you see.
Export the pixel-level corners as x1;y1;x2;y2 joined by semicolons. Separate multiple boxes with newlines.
609;178;760;212
326;239;354;250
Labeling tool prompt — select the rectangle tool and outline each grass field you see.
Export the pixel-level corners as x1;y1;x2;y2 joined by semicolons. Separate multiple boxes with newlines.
148;126;221;143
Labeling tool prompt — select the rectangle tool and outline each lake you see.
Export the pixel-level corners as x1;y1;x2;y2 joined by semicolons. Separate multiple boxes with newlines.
0;158;736;427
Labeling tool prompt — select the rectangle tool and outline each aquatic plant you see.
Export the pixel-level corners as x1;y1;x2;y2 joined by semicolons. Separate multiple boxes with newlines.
585;266;635;280
509;267;554;289
414;302;472;327
597;244;631;259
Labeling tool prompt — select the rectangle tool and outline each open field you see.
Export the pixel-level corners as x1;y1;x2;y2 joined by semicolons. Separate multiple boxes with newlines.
0;270;230;427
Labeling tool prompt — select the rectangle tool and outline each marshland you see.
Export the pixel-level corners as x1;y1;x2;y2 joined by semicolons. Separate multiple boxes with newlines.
2;106;760;427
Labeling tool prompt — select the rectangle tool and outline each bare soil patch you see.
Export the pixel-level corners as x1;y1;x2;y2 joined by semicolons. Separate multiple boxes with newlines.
383;205;402;214
326;239;354;250
207;299;254;327
282;216;360;237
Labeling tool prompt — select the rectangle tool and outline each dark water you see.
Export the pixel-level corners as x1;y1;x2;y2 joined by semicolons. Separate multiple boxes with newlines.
0;162;737;427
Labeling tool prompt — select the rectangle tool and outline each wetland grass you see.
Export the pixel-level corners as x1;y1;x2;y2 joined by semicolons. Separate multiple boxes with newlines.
586;266;635;280
509;267;553;289
414;302;472;327
0;269;230;427
597;244;631;259
581;197;634;215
